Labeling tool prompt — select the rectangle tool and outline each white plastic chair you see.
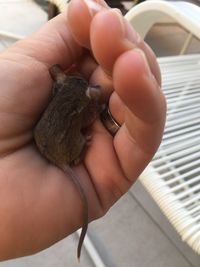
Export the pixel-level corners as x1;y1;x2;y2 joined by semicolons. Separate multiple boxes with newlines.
0;0;47;44
125;1;200;254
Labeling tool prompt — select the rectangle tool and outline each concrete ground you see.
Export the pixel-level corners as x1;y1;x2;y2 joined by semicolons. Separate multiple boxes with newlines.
0;1;200;267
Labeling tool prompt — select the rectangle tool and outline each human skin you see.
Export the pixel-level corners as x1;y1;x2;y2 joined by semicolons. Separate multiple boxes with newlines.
0;0;166;260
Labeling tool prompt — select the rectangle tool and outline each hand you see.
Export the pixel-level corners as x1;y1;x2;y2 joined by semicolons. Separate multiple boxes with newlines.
0;0;166;259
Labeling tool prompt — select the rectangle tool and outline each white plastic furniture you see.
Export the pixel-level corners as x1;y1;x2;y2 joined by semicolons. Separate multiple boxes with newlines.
0;0;47;44
125;1;200;254
125;1;200;40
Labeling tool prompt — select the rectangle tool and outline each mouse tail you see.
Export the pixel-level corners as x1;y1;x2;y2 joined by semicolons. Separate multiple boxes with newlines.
64;166;88;261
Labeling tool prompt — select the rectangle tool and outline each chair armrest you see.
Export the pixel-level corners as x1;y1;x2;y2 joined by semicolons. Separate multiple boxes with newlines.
125;1;200;39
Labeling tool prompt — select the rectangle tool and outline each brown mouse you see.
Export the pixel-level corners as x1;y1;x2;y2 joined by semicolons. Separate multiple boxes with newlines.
34;64;102;259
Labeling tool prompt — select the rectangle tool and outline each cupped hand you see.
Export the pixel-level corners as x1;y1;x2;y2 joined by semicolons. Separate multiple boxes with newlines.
0;0;166;260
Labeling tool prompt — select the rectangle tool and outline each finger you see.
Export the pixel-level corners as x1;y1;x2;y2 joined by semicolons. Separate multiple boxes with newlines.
139;42;161;86
68;0;108;49
76;53;98;79
112;49;166;180
74;53;113;101
84;120;131;210
90;9;161;84
76;54;113;98
5;13;82;69
89;66;113;100
109;92;125;124
68;0;160;95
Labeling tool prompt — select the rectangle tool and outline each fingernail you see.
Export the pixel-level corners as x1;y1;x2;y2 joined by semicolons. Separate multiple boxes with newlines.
109;9;125;35
83;0;106;16
95;0;109;8
110;9;141;45
112;8;123;16
124;19;141;44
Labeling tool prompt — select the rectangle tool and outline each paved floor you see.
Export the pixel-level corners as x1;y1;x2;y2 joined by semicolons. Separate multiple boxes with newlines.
0;1;200;267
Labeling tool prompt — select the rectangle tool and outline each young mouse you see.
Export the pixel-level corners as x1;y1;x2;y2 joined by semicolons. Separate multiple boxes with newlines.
33;64;102;259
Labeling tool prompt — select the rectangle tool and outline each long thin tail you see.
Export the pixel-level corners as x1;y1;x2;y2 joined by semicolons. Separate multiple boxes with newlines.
64;166;88;260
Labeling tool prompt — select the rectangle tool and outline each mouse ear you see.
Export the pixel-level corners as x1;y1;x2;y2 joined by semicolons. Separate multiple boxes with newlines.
85;85;101;101
49;64;66;82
